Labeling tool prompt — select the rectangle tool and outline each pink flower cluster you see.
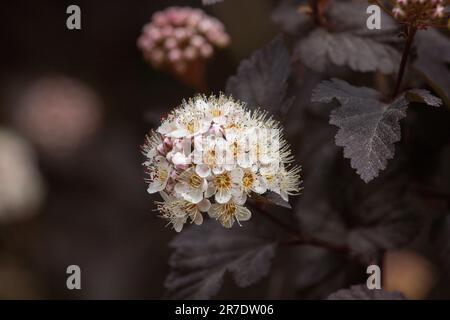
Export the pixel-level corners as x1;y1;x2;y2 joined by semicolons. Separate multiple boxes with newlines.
137;7;230;74
392;0;448;28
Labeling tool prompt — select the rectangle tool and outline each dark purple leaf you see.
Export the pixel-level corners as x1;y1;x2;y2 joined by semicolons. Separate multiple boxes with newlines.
414;30;450;107
312;78;409;183
292;1;400;74
407;89;443;107
165;220;277;299
226;36;292;113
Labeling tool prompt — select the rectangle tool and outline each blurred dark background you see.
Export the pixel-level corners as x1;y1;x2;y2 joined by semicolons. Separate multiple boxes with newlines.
0;0;280;299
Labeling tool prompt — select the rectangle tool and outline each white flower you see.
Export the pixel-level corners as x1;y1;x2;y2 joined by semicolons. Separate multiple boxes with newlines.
233;168;267;195
164;103;210;138
255;127;290;167
169;118;210;138
171;151;192;166
224;128;255;169
260;168;280;194
278;165;302;202
206;168;242;204
147;156;171;194
158;192;211;232
174;168;208;203
142;130;162;162
205;100;234;125
193;134;230;174
208;196;251;228
157;120;178;136
166;138;192;167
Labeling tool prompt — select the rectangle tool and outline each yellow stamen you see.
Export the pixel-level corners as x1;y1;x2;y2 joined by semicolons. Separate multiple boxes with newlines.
186;121;197;134
218;203;237;226
211;108;222;117
214;172;231;190
242;172;254;189
159;168;168;181
204;149;216;166
189;173;202;188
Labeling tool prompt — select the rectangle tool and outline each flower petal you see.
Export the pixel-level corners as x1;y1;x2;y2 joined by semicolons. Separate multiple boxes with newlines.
205;183;217;198
208;204;220;218
157;121;176;135
173;217;186;232
213;115;226;125
195;164;211;178
195;98;208;111
215;188;232;204
212;166;225;175
192;212;203;225
220;216;234;228
184;187;203;204
236;206;251;222
147;180;164;194
252;177;267;194
197;198;211;212
174;182;188;195
230;167;243;183
172;152;191;166
168;128;189;138
233;192;247;205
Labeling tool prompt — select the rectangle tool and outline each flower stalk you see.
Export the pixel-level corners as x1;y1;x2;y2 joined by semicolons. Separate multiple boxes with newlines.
393;25;417;98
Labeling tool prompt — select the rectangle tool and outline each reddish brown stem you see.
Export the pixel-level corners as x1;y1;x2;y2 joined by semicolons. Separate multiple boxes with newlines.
393;26;417;98
174;59;208;93
308;0;328;27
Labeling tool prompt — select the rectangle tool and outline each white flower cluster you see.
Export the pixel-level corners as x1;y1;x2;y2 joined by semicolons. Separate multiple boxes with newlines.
143;94;301;232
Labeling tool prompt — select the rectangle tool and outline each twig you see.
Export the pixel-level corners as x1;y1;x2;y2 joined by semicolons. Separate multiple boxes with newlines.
393;25;417;98
308;0;327;27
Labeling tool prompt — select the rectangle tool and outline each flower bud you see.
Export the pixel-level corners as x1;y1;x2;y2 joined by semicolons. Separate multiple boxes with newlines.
137;6;230;87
